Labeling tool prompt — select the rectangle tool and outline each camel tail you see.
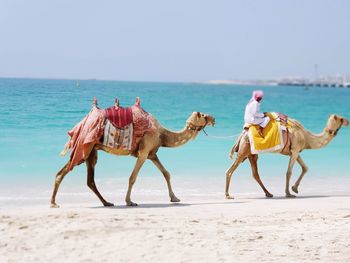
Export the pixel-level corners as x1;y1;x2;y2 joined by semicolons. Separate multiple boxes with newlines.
229;133;243;159
59;142;70;156
229;144;237;159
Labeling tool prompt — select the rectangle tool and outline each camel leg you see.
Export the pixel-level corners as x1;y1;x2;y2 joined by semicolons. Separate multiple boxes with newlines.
86;149;114;207
291;156;308;194
248;155;273;198
50;162;71;208
225;155;244;199
150;155;180;203
125;155;147;206
285;153;299;198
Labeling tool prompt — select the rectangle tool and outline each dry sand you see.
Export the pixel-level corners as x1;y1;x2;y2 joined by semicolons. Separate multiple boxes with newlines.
1;195;350;263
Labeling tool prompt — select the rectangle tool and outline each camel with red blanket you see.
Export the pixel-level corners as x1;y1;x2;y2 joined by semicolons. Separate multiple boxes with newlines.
50;97;215;208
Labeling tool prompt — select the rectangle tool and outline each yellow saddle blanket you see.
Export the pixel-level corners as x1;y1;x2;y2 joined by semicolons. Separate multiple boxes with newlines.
247;112;287;154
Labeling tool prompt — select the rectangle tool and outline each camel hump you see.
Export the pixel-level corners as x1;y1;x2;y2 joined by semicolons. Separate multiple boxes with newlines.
288;118;304;129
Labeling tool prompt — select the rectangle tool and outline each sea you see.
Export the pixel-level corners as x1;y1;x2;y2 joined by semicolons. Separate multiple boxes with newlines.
0;78;349;205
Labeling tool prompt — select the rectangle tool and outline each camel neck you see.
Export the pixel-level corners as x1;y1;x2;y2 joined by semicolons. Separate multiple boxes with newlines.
161;126;198;148
304;128;334;149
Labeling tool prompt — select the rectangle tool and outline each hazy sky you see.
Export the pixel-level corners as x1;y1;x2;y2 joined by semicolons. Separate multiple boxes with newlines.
0;0;349;82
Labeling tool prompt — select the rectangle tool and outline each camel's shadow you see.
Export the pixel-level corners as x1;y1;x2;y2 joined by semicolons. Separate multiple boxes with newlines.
245;194;350;200
90;201;247;209
89;194;350;209
91;203;190;209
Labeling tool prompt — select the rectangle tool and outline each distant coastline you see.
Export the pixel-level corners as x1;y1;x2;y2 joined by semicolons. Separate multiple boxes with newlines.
199;79;277;86
201;75;350;88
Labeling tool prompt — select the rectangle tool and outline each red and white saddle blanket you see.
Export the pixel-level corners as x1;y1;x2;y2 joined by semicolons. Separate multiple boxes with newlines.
102;105;156;150
103;121;133;150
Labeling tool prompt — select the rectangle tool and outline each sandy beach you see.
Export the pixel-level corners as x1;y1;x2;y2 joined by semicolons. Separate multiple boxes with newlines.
1;194;350;263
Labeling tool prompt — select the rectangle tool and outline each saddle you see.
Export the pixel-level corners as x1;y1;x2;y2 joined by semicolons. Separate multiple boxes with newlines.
102;102;156;151
276;112;289;126
104;106;133;128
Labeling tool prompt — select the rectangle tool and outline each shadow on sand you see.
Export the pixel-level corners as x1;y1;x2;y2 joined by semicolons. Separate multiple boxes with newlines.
244;194;350;200
90;201;247;209
89;194;350;209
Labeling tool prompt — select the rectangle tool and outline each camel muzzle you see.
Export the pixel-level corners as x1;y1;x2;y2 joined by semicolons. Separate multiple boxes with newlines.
206;115;215;127
341;118;349;126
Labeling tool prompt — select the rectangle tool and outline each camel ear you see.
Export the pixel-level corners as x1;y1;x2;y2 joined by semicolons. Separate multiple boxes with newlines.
334;115;338;121
197;112;201;118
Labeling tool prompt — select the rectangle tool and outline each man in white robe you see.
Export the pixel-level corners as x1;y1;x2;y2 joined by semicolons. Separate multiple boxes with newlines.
244;90;270;137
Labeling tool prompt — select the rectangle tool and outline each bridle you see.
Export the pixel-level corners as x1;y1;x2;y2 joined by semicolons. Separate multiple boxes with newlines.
325;127;341;137
186;115;209;135
325;121;343;137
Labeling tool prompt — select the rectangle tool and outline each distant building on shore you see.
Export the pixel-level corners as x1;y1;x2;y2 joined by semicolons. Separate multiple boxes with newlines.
203;75;350;88
277;75;350;88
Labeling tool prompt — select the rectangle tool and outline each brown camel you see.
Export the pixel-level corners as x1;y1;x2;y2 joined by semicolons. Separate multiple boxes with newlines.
50;104;215;208
225;114;349;199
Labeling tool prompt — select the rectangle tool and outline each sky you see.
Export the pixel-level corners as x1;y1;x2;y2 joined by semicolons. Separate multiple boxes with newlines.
0;0;349;82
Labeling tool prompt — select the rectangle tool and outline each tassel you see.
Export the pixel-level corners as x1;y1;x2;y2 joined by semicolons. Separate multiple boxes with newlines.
59;142;70;156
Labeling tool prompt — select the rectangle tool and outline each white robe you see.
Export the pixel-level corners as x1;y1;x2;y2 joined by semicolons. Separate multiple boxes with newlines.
244;100;270;127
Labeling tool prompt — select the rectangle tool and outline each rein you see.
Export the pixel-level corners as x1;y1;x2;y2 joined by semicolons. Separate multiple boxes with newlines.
186;122;207;132
187;122;239;139
204;133;241;139
281;127;290;152
325;127;340;136
187;116;238;139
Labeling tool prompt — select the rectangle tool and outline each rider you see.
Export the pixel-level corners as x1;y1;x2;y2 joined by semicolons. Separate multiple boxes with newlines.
244;90;269;137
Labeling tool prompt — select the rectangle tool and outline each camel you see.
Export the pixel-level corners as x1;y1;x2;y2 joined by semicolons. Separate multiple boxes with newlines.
50;100;215;208
225;114;349;199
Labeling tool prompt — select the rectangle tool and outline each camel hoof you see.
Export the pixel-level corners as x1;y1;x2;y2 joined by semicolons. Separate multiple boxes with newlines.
265;193;274;198
103;202;114;207
291;186;299;194
225;195;234;200
171;197;181;202
286;194;296;198
126;201;138;207
50;203;60;208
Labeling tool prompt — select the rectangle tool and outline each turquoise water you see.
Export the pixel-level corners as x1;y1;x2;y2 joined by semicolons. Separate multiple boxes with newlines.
0;78;349;190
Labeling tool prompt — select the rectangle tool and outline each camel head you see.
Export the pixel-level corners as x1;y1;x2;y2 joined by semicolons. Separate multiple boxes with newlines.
326;114;349;136
186;112;215;135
